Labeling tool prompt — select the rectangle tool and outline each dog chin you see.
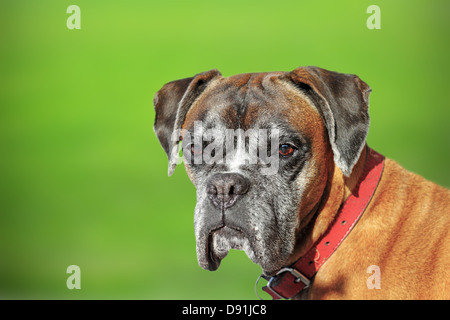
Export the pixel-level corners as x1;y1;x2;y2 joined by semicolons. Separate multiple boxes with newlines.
197;226;257;271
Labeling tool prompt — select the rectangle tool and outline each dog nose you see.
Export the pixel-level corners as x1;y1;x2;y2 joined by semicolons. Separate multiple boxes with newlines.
206;173;250;209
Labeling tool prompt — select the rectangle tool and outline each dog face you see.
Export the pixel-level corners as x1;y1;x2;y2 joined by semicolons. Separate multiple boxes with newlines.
153;67;371;275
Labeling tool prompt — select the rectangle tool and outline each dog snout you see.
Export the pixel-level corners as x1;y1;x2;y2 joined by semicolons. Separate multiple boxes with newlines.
206;173;250;209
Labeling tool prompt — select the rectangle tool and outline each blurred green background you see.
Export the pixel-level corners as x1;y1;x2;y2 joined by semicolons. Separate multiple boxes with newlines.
0;0;448;299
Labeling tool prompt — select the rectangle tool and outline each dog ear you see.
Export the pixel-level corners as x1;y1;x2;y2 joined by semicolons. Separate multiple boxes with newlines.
153;69;222;175
284;66;371;176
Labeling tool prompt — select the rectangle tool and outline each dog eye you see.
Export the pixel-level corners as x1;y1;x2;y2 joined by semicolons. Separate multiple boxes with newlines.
191;144;203;155
279;144;295;157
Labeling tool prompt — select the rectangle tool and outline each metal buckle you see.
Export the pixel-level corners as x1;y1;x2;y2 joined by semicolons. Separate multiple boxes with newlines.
276;267;311;288
255;267;311;300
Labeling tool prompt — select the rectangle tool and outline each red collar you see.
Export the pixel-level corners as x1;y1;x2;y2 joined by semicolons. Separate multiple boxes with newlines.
262;148;385;300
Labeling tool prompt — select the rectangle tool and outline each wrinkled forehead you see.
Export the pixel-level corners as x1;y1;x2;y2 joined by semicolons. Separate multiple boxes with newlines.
182;72;322;136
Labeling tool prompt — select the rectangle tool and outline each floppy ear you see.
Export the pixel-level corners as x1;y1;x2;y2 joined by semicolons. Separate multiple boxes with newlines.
283;66;371;176
153;69;222;175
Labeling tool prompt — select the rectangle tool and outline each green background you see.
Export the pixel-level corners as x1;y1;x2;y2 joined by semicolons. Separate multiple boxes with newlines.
0;0;449;299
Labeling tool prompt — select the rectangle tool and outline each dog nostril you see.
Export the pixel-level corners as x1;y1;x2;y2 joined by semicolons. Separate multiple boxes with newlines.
233;181;249;195
207;184;217;195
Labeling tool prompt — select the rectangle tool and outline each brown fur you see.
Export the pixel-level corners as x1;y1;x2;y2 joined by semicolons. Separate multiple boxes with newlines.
273;81;450;299
293;149;450;299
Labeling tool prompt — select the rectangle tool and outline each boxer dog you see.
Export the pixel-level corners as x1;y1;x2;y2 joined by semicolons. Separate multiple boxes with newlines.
153;66;450;299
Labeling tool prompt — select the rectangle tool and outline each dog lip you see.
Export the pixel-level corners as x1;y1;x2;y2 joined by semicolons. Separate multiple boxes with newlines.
195;223;225;271
197;212;257;272
215;224;244;235
207;225;250;267
205;226;224;271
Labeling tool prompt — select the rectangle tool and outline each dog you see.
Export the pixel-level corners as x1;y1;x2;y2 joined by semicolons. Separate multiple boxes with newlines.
153;66;450;299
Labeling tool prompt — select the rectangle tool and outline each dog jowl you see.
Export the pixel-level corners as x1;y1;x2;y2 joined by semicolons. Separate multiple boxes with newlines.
153;67;371;275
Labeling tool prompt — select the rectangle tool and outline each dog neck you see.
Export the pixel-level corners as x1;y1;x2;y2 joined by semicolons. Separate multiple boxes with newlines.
287;145;368;265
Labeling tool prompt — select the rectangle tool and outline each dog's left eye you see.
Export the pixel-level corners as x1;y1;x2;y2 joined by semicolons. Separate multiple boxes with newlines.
279;144;295;157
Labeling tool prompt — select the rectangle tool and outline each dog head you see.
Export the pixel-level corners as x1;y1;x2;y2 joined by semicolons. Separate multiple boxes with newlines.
153;66;370;275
